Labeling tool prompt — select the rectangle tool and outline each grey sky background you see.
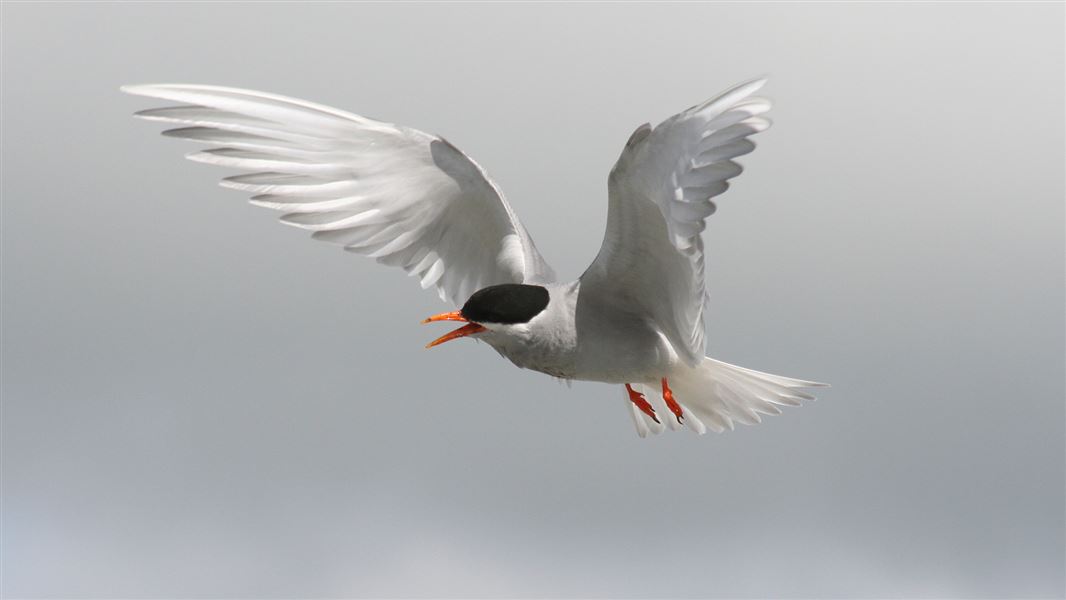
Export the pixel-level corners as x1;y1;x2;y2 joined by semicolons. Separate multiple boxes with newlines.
2;2;1063;598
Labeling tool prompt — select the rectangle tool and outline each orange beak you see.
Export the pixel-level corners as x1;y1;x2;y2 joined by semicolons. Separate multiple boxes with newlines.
421;311;487;348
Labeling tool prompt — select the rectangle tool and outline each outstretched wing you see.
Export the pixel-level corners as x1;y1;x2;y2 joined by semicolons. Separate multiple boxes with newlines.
580;78;771;366
123;84;555;305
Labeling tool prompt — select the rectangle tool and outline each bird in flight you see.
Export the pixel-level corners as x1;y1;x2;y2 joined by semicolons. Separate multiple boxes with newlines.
124;77;826;437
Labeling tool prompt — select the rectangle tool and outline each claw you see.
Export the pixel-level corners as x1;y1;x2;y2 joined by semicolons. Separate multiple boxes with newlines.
661;377;684;424
625;383;660;424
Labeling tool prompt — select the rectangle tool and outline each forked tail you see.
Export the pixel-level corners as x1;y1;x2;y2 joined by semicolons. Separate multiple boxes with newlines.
625;358;828;437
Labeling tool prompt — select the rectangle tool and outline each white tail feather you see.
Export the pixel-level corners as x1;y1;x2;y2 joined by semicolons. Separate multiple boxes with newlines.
626;358;827;437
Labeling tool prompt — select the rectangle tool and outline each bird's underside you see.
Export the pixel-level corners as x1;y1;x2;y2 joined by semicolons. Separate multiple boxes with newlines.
124;77;827;438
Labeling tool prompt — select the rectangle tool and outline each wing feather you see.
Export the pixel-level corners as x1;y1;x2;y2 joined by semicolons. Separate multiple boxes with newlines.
581;78;771;365
124;84;555;305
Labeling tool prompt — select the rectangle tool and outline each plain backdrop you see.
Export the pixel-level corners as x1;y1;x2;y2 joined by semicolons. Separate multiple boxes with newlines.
2;2;1063;598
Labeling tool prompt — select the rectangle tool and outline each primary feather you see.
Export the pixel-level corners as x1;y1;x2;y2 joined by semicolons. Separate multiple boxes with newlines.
122;84;555;304
581;77;771;366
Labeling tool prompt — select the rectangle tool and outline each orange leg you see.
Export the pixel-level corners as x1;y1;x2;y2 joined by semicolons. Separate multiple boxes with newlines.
625;384;660;424
661;377;684;424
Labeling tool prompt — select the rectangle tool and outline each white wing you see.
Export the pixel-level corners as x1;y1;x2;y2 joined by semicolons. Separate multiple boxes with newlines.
580;78;771;366
123;84;555;305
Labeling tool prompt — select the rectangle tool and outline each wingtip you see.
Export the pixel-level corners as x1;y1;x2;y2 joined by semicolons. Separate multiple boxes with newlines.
120;83;205;97
120;83;158;96
735;75;769;95
693;76;771;114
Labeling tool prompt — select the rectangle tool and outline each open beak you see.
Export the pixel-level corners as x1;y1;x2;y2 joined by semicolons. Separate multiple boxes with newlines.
421;311;487;348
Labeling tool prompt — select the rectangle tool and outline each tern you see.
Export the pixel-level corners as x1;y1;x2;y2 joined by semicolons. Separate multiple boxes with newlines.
124;77;826;437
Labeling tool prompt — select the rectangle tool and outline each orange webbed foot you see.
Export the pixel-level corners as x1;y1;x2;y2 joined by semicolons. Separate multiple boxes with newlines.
625;383;660;424
661;377;684;424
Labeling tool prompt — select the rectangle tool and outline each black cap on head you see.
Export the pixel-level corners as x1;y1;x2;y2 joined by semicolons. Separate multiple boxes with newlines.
460;284;550;325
